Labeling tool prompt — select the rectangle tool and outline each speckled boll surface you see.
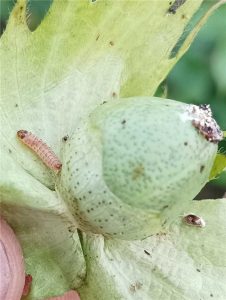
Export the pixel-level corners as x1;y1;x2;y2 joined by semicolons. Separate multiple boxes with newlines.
57;97;220;240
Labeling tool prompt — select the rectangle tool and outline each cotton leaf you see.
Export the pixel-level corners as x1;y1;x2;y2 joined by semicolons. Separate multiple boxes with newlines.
1;0;225;299
209;153;226;180
79;199;226;300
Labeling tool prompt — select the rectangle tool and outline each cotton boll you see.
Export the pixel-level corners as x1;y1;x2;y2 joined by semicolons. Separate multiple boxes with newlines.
58;97;222;240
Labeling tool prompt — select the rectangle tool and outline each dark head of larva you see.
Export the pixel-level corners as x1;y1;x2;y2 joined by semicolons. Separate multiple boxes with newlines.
17;130;28;139
55;162;63;170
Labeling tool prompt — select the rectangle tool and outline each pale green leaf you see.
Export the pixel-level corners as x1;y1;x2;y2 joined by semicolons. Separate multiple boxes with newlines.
209;153;226;180
0;148;85;299
79;199;226;300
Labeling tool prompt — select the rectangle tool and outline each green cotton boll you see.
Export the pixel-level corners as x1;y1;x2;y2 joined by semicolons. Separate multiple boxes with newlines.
57;97;222;240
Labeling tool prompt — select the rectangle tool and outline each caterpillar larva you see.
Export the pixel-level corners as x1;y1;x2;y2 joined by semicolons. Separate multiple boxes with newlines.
17;130;62;172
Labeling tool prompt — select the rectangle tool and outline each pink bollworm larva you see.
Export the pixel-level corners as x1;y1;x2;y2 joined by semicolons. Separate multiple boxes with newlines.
17;130;62;172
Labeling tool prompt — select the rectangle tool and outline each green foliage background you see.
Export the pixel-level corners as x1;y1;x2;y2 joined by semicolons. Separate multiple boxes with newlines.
1;0;225;191
166;6;226;190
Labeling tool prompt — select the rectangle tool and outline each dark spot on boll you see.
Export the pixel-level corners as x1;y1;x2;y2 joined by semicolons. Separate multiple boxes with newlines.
184;142;188;146
196;269;201;272
88;191;92;194
132;164;145;180
15;103;18;107
109;41;114;46
121;119;126;125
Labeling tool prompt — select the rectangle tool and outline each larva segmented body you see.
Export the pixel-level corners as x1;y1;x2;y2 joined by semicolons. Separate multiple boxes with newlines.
17;130;62;172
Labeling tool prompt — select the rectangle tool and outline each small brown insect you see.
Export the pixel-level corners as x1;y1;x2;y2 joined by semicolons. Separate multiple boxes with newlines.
183;214;205;228
17;130;62;172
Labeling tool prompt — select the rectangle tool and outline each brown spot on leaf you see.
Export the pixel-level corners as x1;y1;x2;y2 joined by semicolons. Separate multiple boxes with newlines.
129;281;143;293
200;165;205;173
62;135;69;142
144;250;150;256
